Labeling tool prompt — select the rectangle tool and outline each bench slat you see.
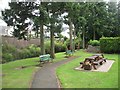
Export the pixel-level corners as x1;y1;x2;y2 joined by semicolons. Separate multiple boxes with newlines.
40;54;51;61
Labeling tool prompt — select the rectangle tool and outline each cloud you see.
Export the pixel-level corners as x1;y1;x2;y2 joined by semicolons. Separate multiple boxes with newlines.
0;0;10;11
0;0;10;26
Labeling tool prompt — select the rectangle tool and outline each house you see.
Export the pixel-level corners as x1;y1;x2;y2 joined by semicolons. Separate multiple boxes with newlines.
0;19;14;36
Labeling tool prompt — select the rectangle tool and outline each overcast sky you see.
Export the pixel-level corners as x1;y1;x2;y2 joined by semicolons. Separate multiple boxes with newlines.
0;0;120;26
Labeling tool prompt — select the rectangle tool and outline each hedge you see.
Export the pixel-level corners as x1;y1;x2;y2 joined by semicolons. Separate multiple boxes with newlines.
88;40;100;46
100;37;120;53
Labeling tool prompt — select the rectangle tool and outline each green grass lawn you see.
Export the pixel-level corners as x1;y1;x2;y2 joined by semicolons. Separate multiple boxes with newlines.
56;50;118;88
2;50;118;88
2;52;66;88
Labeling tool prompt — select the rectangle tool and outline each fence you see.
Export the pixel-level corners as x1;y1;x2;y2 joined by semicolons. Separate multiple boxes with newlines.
2;36;40;48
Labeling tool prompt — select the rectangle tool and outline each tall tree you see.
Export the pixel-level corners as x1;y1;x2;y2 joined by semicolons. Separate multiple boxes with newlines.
73;2;87;48
63;2;77;51
87;2;107;40
105;1;120;37
47;2;63;58
39;2;49;55
2;2;34;40
33;2;49;55
118;1;120;34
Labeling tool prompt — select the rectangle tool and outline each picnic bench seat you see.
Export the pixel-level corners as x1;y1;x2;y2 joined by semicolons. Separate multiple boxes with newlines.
65;50;74;56
93;59;104;65
80;62;83;64
93;58;106;65
39;54;52;63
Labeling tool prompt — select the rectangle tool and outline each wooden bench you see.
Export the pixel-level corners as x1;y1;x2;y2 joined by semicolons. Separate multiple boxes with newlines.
65;50;73;56
39;54;52;63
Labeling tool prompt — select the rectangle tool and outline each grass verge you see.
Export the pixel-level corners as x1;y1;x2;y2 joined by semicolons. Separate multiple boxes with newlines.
2;52;66;88
56;50;118;88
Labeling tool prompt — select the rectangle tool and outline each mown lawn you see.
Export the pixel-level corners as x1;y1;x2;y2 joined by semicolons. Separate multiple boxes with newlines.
2;50;119;88
2;52;66;88
56;50;118;88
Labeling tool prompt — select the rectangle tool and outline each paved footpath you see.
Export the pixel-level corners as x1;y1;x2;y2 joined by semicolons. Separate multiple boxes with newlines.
30;56;79;88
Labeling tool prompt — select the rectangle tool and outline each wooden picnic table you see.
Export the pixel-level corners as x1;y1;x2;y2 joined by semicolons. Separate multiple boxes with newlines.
93;54;104;58
80;54;106;70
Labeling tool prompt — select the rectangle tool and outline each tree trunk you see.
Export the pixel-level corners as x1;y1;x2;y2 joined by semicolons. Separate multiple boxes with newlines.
73;29;76;52
40;25;45;55
77;33;81;49
93;29;96;40
36;29;39;38
50;29;55;59
82;29;85;49
69;18;73;51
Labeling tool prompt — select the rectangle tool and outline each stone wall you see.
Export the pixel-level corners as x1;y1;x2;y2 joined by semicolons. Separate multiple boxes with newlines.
2;36;40;48
86;45;100;53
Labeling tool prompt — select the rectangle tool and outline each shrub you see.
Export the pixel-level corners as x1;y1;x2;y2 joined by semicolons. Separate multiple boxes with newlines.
2;53;14;63
45;41;66;54
55;42;66;53
27;44;40;57
65;39;82;49
2;43;17;63
88;40;100;46
17;49;26;59
23;49;32;58
2;43;41;63
14;49;22;60
29;47;37;57
45;41;51;54
100;37;120;53
74;39;82;49
35;47;41;56
2;43;17;53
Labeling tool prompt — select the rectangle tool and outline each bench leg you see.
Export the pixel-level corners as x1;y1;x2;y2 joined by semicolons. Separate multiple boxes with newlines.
92;64;97;70
51;59;53;63
40;60;46;67
81;64;86;68
81;64;84;68
40;61;43;67
100;62;103;65
104;59;106;62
